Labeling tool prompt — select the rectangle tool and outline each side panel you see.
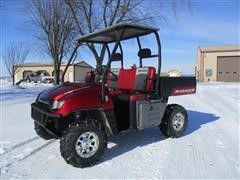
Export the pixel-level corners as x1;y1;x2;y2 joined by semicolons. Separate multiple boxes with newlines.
136;100;166;129
159;77;196;98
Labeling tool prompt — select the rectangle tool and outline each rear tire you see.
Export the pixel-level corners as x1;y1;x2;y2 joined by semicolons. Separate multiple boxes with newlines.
159;104;188;138
60;119;107;168
34;121;55;140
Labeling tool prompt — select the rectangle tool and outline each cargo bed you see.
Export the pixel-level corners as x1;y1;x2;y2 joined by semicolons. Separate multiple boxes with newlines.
159;76;196;98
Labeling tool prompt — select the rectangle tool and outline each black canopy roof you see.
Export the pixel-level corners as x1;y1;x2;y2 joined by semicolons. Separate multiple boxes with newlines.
77;23;159;43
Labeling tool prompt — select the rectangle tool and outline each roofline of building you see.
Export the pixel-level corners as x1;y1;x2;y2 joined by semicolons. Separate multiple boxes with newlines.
15;64;57;67
14;61;93;68
167;69;182;73
198;44;240;53
74;61;94;68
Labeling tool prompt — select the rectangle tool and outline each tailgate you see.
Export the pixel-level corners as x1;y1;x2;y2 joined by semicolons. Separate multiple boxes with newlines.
159;77;196;97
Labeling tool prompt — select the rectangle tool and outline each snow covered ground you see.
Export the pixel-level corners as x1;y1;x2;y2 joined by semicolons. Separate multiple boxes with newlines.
0;79;239;179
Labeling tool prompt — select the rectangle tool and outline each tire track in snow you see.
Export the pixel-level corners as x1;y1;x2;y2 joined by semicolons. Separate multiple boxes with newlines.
192;147;207;178
187;86;238;178
0;136;40;156
0;139;56;173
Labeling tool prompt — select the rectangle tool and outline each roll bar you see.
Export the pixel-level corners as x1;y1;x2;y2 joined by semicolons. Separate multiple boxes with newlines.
69;24;162;101
101;29;126;101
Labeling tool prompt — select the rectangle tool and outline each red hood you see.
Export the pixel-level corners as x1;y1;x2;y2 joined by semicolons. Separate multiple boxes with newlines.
39;82;100;101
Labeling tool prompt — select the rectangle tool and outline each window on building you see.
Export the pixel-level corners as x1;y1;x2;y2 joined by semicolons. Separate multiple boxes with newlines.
37;70;50;76
23;70;33;79
205;69;212;77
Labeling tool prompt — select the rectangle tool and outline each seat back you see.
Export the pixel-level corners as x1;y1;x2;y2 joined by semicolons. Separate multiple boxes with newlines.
118;68;136;91
117;67;155;92
134;67;148;91
134;67;156;91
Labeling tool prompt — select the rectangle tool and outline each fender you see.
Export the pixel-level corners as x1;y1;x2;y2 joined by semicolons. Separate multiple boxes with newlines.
70;108;117;135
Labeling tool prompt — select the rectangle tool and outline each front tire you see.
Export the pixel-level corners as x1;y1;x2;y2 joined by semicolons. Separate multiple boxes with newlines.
159;104;188;138
60;119;107;168
34;121;56;140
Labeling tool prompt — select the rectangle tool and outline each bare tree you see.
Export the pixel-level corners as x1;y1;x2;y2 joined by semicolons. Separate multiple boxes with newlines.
2;42;29;85
25;0;191;84
26;0;76;84
63;0;153;80
62;0;191;81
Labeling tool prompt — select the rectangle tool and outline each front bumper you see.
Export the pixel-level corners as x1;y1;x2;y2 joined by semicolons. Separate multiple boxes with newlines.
31;103;60;127
31;103;72;136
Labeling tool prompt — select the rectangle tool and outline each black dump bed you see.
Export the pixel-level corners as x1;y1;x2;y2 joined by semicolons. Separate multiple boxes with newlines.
159;77;196;98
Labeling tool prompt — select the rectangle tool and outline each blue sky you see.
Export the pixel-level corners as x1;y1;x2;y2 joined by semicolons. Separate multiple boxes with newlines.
0;0;239;76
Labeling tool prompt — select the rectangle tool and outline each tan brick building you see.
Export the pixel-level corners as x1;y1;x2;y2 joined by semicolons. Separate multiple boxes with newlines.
14;61;93;83
195;45;240;82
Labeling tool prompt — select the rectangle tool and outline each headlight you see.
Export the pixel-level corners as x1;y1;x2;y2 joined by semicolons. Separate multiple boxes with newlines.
51;100;65;110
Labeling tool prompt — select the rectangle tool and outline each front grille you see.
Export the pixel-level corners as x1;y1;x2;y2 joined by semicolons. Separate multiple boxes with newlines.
31;105;47;126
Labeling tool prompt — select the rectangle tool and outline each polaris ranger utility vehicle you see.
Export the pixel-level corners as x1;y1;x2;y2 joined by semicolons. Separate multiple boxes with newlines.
31;23;196;168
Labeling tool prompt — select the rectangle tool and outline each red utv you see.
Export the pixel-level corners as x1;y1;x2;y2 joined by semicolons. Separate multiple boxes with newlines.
31;23;196;168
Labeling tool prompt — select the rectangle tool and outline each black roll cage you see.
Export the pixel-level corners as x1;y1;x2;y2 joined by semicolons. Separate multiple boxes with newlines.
76;24;162;102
